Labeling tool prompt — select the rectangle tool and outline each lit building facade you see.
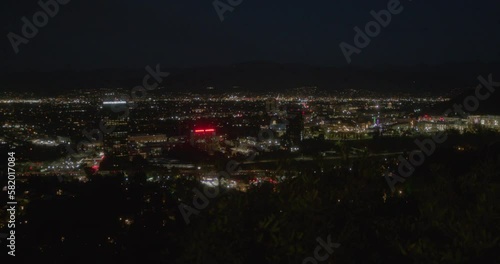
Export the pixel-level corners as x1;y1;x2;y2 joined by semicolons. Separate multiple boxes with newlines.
102;101;130;157
190;128;218;153
468;115;500;131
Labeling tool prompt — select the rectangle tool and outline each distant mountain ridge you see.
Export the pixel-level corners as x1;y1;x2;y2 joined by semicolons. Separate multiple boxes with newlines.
1;62;499;96
433;86;500;116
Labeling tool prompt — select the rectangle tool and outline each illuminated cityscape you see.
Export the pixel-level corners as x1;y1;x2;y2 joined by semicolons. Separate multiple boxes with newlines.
1;0;500;262
2;81;500;263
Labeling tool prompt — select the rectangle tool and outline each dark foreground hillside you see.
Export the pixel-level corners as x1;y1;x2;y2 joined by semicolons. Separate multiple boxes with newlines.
3;133;500;264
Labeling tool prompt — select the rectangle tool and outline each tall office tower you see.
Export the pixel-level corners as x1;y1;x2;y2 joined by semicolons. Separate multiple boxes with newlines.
285;106;304;146
265;98;279;115
102;101;130;157
190;127;218;154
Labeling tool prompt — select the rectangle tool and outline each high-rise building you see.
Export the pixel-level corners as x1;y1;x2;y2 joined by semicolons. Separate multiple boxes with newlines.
190;127;218;153
265;98;279;115
285;107;304;146
102;101;130;157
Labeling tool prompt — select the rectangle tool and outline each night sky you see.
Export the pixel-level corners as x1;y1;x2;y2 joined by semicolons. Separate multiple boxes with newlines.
1;0;499;71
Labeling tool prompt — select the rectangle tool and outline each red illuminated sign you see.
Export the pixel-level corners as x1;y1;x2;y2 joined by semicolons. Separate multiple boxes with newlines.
194;128;215;133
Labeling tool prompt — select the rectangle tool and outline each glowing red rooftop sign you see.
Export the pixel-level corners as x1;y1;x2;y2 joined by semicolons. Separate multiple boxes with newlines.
194;128;215;133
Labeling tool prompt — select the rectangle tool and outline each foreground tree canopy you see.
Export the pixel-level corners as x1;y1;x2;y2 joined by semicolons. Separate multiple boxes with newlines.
7;136;500;263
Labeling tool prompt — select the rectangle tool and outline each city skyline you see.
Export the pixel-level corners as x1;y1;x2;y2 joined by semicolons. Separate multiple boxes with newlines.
1;0;500;262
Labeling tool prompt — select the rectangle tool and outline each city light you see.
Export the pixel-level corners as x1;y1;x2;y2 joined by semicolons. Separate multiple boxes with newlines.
103;101;127;105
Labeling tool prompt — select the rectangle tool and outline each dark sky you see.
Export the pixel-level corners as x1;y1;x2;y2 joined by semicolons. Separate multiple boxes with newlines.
1;0;499;71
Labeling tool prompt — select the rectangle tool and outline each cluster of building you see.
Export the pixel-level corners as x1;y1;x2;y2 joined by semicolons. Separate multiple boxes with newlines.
1;91;499;163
